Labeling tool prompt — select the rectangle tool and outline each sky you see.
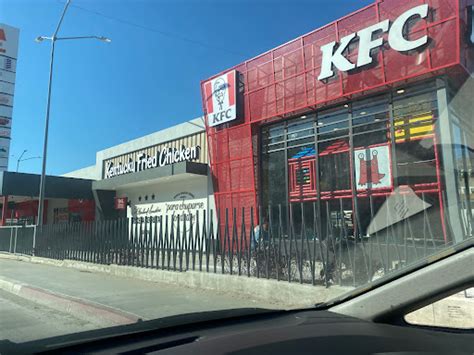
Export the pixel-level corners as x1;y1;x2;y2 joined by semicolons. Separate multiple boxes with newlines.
0;0;372;176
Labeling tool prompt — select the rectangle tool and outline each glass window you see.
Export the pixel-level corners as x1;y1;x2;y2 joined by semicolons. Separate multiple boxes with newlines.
352;95;390;147
405;288;474;330
319;151;351;192
262;123;285;153
317;106;349;141
287;116;314;147
261;150;286;208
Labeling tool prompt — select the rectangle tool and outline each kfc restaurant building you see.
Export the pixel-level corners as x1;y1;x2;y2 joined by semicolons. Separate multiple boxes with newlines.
65;117;214;224
202;0;474;244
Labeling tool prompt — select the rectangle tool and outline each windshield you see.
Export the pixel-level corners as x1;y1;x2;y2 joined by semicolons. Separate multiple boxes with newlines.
0;0;473;346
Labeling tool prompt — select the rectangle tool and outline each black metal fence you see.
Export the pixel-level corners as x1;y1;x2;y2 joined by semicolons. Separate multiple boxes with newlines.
0;200;461;288
0;225;35;255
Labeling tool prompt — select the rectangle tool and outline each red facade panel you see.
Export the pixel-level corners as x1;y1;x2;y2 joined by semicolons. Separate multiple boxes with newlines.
202;0;470;219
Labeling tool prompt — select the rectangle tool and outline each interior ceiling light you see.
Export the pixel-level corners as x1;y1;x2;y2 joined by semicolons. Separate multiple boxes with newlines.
397;88;406;94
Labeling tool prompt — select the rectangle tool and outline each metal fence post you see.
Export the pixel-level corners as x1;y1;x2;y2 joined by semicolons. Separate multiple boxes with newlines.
13;227;18;254
9;227;13;253
32;225;37;256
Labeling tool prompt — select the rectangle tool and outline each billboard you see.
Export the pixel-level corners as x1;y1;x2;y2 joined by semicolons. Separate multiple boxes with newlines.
0;23;19;172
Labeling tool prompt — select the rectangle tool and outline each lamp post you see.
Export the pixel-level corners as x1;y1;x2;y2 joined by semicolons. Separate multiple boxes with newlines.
35;0;110;227
16;149;27;172
16;155;42;172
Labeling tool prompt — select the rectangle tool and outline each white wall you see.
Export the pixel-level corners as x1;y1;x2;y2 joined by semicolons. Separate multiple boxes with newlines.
62;165;100;180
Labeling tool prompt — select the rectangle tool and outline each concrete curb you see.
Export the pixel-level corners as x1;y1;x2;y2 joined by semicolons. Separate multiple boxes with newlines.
0;252;352;307
0;274;141;327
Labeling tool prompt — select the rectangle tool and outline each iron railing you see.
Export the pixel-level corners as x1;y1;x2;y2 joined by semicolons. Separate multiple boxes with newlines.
0;225;36;255
7;200;464;288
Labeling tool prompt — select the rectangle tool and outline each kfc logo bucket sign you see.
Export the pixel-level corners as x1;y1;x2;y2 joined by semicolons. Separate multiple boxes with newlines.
204;70;238;127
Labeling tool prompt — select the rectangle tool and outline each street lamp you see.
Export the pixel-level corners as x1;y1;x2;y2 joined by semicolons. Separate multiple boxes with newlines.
17;154;42;172
16;149;27;172
35;0;110;228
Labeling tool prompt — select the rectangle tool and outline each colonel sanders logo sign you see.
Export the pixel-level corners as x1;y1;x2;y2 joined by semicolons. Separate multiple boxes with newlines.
204;70;238;127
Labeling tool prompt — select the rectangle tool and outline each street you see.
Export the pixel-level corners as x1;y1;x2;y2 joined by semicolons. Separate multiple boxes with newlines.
0;258;282;345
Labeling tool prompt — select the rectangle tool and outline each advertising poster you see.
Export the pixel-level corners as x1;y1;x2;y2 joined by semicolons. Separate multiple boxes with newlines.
354;144;392;191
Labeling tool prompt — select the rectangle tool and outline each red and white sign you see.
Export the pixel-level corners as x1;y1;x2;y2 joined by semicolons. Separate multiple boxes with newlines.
354;144;392;191
0;24;20;59
204;70;237;127
115;197;128;210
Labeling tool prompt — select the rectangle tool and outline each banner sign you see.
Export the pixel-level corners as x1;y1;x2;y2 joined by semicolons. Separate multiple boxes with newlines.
131;191;207;234
354;144;392;191
204;70;238;127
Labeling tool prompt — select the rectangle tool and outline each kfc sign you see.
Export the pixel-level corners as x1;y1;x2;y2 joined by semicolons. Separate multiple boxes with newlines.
204;70;238;127
318;5;429;80
115;197;128;210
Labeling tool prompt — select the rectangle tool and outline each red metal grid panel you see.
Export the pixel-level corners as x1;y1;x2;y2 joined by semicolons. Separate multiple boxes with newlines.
202;0;463;125
202;0;467;222
459;0;474;73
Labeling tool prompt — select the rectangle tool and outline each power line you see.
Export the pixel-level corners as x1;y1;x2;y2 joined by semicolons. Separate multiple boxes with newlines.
63;1;246;57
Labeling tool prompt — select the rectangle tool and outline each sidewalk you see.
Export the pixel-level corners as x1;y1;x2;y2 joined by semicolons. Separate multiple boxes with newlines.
0;257;284;326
